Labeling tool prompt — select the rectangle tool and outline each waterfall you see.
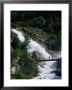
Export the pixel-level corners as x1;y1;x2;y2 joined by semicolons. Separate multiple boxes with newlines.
12;29;25;42
27;39;52;59
12;29;52;59
11;28;61;79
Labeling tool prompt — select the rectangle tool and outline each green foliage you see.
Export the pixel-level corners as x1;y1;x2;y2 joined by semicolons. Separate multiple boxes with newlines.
11;34;38;79
11;11;61;51
21;27;61;51
47;17;61;34
11;31;22;64
11;31;20;49
11;11;61;34
12;66;22;79
47;34;61;50
19;39;38;79
11;11;61;79
16;22;25;28
29;16;46;28
21;55;38;78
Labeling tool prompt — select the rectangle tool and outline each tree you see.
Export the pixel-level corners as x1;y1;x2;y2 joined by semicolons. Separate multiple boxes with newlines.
47;17;61;34
11;31;20;49
11;37;38;79
30;16;46;28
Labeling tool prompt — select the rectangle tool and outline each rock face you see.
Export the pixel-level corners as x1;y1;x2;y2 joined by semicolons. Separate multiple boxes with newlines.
11;66;16;74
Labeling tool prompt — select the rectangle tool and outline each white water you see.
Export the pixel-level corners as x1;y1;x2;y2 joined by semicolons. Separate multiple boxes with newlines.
27;39;52;59
12;29;51;59
12;29;25;42
11;29;61;79
33;61;56;79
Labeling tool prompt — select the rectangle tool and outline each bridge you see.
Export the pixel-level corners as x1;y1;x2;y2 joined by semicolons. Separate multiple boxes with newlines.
38;58;61;62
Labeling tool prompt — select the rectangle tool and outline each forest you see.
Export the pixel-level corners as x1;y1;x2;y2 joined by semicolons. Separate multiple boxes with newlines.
11;11;61;79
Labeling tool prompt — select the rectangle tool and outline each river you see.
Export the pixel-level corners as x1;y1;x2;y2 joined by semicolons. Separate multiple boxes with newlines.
11;29;61;79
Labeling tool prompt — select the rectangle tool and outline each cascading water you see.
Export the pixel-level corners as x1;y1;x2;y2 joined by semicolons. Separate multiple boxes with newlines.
34;61;57;79
12;29;25;42
27;39;52;59
11;29;61;79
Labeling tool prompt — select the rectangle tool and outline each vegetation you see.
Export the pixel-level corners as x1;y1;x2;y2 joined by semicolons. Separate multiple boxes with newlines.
11;34;39;79
11;11;61;51
11;11;61;79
